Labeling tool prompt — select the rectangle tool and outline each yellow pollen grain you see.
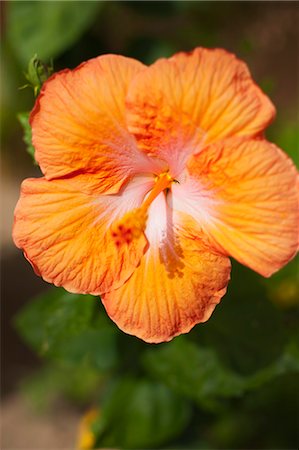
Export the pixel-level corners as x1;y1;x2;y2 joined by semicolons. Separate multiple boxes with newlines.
111;172;173;247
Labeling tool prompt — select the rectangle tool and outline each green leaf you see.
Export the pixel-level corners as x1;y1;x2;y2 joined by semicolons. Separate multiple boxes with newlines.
198;262;287;374
55;319;118;370
94;378;191;449
143;337;245;410
23;54;54;96
246;342;299;390
6;1;101;64
17;111;35;162
14;288;118;370
15;288;94;353
142;336;299;411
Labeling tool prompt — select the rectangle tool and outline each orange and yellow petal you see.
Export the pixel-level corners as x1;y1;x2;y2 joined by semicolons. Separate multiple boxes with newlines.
126;48;275;175
13;175;152;295
102;196;231;343
31;55;162;194
174;137;299;277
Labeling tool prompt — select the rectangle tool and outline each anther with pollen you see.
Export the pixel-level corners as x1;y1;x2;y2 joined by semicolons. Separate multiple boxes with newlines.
110;207;148;247
110;172;173;247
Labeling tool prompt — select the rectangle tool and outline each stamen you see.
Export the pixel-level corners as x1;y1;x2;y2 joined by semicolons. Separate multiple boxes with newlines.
110;207;148;247
111;172;173;246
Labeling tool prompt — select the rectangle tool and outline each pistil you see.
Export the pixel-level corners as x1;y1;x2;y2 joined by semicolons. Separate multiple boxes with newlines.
111;172;173;247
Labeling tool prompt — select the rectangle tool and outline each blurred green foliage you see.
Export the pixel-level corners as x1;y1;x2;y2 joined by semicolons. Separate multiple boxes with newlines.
268;120;299;169
93;378;191;449
15;289;118;371
3;1;298;449
17;112;35;162
6;1;101;64
15;260;299;449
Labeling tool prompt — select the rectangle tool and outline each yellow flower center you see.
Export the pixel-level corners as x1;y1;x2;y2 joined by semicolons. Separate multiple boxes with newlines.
111;172;173;247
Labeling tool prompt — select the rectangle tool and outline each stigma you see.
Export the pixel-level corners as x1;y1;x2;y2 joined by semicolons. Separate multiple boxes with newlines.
111;172;173;247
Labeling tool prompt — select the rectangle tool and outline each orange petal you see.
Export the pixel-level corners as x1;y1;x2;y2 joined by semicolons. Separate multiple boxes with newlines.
126;48;275;175
31;55;162;193
102;196;231;343
13;175;152;294
177;138;299;277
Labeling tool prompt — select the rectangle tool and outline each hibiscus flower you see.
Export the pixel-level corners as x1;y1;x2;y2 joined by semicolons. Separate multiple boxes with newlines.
13;48;299;343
